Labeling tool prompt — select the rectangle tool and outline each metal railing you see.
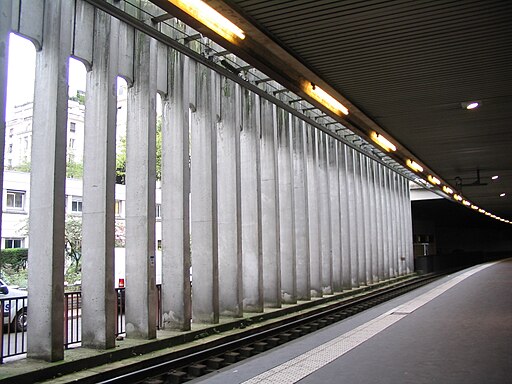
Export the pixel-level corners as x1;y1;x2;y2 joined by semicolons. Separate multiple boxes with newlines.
1;285;162;361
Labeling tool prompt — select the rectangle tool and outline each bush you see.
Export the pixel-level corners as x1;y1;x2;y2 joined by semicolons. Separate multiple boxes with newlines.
1;248;28;271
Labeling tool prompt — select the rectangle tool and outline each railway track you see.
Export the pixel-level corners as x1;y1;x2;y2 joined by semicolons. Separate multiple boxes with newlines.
72;274;442;384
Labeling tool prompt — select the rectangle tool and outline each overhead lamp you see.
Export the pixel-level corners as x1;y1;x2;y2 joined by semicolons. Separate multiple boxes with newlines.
485;212;491;216
478;208;485;213
462;200;471;206
427;175;441;185
304;82;349;116
406;159;423;173
491;175;499;180
461;101;480;110
442;185;454;194
500;193;506;197
453;194;463;201
491;214;497;219
169;0;246;42
471;205;478;210
370;132;396;152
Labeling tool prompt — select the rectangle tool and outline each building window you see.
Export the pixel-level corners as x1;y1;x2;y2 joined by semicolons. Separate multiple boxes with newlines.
70;122;76;132
69;138;75;149
8;144;12;153
157;240;162;251
156;203;161;219
71;196;83;213
115;199;124;217
4;238;24;249
6;190;25;210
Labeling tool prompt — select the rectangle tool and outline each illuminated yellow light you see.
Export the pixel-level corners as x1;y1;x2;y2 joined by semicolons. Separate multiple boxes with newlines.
169;0;246;42
370;132;396;152
442;186;453;194
478;209;485;213
471;205;478;210
304;82;349;116
427;175;441;185
462;200;471;206
485;212;491;216
466;102;479;109
453;194;463;201
406;159;423;173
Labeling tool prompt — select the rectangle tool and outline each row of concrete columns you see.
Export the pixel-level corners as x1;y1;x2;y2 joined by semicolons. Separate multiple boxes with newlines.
1;0;413;362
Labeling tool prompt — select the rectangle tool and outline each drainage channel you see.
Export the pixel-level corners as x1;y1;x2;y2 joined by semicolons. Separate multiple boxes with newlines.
92;274;441;384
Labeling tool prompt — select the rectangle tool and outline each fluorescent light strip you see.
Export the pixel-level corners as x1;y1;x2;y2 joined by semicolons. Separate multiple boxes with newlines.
442;186;453;194
406;159;423;173
304;82;349;116
370;132;396;152
453;194;463;201
427;175;441;185
169;0;246;42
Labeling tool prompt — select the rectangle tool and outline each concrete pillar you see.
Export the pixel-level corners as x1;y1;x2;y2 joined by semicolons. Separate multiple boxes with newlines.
277;108;296;304
375;164;385;281
217;76;242;316
391;173;400;276
161;50;192;330
260;98;281;307
125;30;158;339
292;118;310;300
306;126;322;297
81;11;119;349
318;133;332;294
329;139;342;292
369;160;379;283
404;179;414;273
383;167;392;279
240;88;263;312
0;1;12;254
27;0;72;361
361;156;372;284
355;152;366;285
339;144;352;290
190;63;219;323
346;147;359;287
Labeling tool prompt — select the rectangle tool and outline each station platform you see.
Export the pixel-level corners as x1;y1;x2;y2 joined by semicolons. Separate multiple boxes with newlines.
192;259;512;384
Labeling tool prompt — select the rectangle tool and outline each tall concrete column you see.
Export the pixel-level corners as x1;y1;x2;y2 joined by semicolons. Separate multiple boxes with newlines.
391;173;400;276
292;118;310;300
375;164;385;281
260;98;280;307
369;160;379;283
318;133;332;294
0;1;12;252
82;11;119;349
361;156;372;284
161;50;192;330
339;144;351;290
329;139;342;292
306;126;322;297
277;108;296;304
346;147;359;287
240;88;262;312
125;30;158;339
354;152;366;285
27;0;72;361
383;167;392;278
190;64;219;323
404;179;414;273
217;76;242;316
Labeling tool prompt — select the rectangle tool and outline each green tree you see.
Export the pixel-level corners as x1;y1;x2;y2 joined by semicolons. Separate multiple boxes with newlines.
67;156;84;179
116;118;162;184
12;160;31;172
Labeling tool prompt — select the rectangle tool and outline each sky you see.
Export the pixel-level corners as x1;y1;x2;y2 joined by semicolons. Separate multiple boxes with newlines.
6;33;87;119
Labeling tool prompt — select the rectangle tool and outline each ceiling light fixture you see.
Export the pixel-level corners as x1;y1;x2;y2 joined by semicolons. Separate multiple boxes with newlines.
305;82;349;116
168;0;246;42
406;159;423;173
370;132;396;152
478;209;485;213
470;205;478;210
461;101;480;110
462;200;471;206
491;175;499;180
427;175;441;185
500;193;506;197
453;194;463;201
442;186;454;194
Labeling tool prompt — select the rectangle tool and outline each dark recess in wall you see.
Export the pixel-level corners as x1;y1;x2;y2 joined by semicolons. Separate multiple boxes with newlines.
411;199;512;273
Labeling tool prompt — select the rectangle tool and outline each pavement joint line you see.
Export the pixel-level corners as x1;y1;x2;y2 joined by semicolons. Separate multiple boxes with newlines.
240;262;498;384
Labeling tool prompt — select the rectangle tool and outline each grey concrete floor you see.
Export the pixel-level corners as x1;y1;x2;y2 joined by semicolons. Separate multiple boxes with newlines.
192;259;512;384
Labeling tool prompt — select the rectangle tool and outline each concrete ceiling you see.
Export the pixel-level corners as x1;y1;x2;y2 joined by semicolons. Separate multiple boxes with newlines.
219;0;512;219
150;0;512;220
